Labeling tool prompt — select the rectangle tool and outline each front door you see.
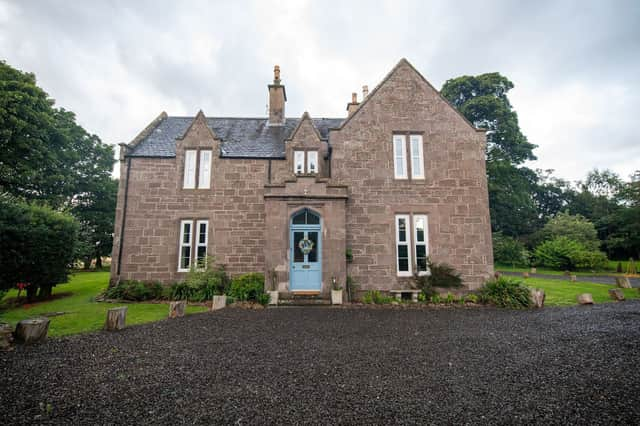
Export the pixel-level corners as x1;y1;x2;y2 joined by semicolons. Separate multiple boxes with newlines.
290;209;322;292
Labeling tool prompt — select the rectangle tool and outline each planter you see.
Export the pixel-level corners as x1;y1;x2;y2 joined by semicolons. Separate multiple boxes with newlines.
211;295;226;311
268;291;279;305
331;289;343;305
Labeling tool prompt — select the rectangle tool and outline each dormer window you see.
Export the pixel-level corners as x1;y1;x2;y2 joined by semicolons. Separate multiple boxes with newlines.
293;150;318;175
183;149;212;189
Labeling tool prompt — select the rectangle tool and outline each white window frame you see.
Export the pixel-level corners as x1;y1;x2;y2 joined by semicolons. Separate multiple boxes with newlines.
195;220;209;269
395;214;412;276
183;150;197;189
410;135;424;179
413;215;429;275
294;150;305;174
178;220;193;272
393;135;408;179
307;151;318;174
198;150;212;189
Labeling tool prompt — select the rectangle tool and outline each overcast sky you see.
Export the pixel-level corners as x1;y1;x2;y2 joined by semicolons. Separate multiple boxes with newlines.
1;0;638;182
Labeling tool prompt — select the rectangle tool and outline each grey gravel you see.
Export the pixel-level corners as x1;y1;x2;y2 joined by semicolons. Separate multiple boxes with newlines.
1;302;640;425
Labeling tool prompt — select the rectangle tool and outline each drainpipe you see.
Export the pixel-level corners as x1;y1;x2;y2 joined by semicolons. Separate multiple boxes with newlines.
116;157;132;277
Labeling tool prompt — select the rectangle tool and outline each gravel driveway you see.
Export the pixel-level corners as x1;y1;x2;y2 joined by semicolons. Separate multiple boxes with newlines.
2;303;640;424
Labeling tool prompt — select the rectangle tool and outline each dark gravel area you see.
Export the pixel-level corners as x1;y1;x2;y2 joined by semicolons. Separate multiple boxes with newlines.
502;271;640;287
2;303;640;425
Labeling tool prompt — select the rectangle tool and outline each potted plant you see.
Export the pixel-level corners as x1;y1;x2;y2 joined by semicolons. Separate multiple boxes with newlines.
267;268;279;305
331;276;343;305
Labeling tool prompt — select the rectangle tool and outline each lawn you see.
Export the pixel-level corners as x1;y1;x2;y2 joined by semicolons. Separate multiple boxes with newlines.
0;271;207;337
525;277;640;307
496;262;638;277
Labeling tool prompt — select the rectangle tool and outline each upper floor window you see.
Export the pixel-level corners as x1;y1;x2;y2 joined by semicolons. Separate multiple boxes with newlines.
183;149;212;189
393;134;424;180
293;150;319;175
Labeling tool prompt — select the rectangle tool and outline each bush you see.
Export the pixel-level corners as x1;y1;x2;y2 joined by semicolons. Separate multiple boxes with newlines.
541;212;600;251
183;258;231;302
256;293;271;306
479;277;532;309
414;259;463;300
228;273;265;302
362;290;392;304
0;196;78;299
105;280;162;301
170;282;196;301
464;293;479;303
534;237;608;270
493;233;530;266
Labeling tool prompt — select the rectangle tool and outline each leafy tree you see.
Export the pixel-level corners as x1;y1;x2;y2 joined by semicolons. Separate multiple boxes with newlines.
493;233;529;267
0;195;78;300
0;60;116;269
534;237;608;271
441;73;539;237
604;171;640;258
541;212;600;251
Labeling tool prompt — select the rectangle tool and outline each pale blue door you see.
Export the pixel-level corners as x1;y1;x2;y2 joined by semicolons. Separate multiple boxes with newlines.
290;210;322;291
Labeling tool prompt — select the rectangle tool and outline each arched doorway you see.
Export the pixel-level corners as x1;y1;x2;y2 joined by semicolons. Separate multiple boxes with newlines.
290;208;322;291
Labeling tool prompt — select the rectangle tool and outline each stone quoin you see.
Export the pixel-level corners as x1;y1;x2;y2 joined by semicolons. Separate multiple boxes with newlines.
110;59;494;299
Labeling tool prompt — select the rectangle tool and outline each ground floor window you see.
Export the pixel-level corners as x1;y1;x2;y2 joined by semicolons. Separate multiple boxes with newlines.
395;214;429;276
178;219;209;272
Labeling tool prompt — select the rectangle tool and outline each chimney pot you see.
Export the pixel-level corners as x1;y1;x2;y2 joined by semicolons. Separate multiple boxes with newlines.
362;85;369;98
274;65;281;83
351;92;358;103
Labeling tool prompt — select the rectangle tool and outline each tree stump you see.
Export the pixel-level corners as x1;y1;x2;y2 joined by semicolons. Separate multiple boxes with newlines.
15;318;50;344
570;275;577;282
530;267;537;274
608;288;625;301
211;295;226;311
105;307;127;331
616;277;631;289
522;272;529;279
530;289;545;308
169;301;186;318
577;293;594;305
0;323;14;350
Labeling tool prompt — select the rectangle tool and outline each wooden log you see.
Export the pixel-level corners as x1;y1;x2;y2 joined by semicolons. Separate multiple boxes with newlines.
530;267;537;274
15;317;50;344
211;295;226;311
168;301;186;318
577;293;594;305
0;322;13;350
616;277;631;289
530;289;545;308
522;272;529;279
105;307;127;331
608;288;625;301
570;275;577;282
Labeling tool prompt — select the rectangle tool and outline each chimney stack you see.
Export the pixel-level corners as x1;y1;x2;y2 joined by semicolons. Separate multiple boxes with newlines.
362;85;369;99
346;92;359;116
268;65;287;126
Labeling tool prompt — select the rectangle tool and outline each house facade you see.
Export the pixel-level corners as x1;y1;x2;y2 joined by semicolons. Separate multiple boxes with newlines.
110;59;493;297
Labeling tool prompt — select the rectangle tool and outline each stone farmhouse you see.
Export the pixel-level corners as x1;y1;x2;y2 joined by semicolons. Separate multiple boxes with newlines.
110;58;494;298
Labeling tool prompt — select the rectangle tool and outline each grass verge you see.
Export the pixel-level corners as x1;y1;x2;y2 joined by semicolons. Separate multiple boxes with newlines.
0;272;207;337
525;277;640;307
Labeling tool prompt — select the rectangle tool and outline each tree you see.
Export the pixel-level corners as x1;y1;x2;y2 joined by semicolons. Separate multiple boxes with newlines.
0;60;116;270
0;195;78;300
492;233;529;267
441;73;539;237
541;212;601;251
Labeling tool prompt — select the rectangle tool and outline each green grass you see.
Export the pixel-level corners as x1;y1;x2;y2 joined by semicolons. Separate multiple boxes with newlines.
0;272;207;337
495;263;634;277
525;277;640;307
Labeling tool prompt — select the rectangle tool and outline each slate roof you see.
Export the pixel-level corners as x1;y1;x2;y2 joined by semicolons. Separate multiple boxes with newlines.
128;116;344;158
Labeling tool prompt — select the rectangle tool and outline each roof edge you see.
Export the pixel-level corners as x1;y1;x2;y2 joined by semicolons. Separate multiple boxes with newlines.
127;111;168;149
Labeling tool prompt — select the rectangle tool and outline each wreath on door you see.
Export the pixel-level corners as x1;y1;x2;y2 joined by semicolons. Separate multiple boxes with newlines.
298;237;314;255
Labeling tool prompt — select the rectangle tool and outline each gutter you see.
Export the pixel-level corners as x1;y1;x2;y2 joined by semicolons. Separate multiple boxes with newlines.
116;157;132;277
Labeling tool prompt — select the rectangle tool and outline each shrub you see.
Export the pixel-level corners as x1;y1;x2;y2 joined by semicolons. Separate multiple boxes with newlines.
464;293;479;304
430;294;441;304
479;277;532;309
0;196;78;300
170;282;196;301
104;280;162;301
256;292;271;306
362;290;392;304
183;258;231;302
414;259;463;300
228;273;265;302
445;293;456;304
534;237;608;270
541;212;600;251
493;233;530;266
